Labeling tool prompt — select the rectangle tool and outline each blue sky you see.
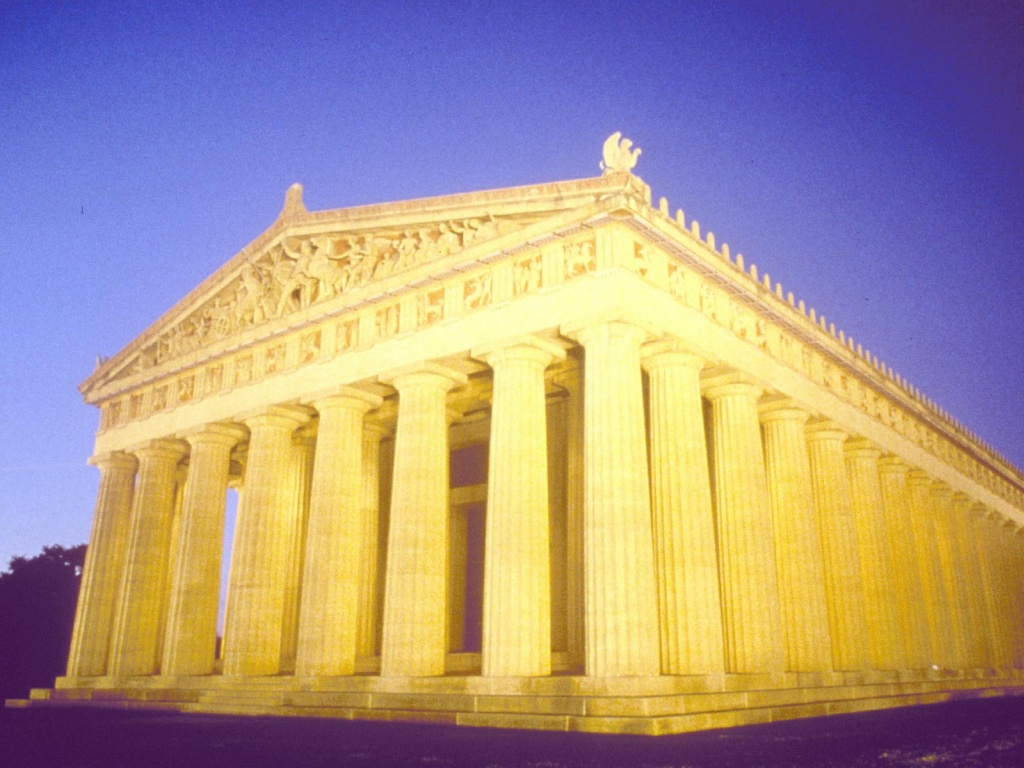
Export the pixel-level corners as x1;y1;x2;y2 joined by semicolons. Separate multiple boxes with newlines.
1;1;1022;569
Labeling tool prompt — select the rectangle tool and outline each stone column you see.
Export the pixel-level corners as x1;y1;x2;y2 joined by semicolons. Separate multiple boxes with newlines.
906;469;952;667
295;389;382;676
845;439;901;670
569;321;660;677
222;405;311;676
1010;527;1024;668
930;482;969;669
758;397;831;672
702;370;784;674
554;367;586;672
805;420;868;672
108;439;188;677
641;341;724;675
279;429;316;673
357;418;389;658
986;515;1018;669
66;452;138;677
475;336;565;677
969;504;999;669
953;493;989;668
380;363;466;677
876;457;931;670
161;424;247;676
546;394;570;655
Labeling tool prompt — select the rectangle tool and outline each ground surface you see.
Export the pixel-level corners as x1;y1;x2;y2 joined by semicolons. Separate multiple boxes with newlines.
3;697;1024;767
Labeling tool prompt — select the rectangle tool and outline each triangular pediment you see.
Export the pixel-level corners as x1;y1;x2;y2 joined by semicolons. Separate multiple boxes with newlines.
82;173;650;401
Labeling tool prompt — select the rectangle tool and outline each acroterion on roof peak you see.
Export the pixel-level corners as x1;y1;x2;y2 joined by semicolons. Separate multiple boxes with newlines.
600;131;641;175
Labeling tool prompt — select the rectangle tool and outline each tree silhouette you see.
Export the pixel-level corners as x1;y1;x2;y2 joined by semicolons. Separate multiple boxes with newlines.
0;544;86;701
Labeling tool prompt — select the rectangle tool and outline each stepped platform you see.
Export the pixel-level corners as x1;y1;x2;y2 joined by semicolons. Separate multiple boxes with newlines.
10;669;1024;736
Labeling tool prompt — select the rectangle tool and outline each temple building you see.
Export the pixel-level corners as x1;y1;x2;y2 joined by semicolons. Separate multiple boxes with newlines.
14;135;1024;734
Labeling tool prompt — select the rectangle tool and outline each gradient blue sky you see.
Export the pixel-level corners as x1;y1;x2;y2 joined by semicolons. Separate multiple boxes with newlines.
2;1;1022;569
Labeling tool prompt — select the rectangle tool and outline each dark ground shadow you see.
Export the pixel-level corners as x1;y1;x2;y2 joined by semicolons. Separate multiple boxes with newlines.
3;696;1024;768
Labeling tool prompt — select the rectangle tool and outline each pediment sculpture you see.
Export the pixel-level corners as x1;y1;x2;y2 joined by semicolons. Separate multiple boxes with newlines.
130;215;524;375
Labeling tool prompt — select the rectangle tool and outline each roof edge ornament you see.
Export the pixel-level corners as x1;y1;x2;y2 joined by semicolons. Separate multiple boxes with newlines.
600;132;641;175
279;182;307;220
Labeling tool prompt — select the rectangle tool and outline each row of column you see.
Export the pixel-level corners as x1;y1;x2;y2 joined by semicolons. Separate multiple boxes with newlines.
68;321;1024;681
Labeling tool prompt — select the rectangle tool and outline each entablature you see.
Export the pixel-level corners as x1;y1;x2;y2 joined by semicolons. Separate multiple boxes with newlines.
84;170;1024;518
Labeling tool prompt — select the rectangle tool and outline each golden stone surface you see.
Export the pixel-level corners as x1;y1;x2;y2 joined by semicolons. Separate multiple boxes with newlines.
13;135;1024;734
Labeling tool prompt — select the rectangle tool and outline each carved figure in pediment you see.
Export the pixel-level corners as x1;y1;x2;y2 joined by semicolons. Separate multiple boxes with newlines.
463;215;502;247
207;298;234;340
436;223;461;257
276;240;319;316
414;227;440;265
305;235;347;299
164;318;200;359
394;230;420;271
234;264;267;326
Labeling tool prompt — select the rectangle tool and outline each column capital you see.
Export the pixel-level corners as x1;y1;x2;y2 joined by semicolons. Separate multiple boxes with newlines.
129;437;189;463
561;319;650;349
906;468;933;489
88;450;138;473
757;394;809;423
379;361;467;392
844;437;880;460
876;455;910;474
950;491;974;508
241;403;314;432
366;400;398;437
700;368;762;401
970;501;989;519
472;335;567;368
640;338;705;372
183;422;249;450
804;417;848;442
310;387;384;415
930;480;954;500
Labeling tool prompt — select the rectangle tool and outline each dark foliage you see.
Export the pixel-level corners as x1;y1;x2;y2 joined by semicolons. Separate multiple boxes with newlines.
0;544;86;701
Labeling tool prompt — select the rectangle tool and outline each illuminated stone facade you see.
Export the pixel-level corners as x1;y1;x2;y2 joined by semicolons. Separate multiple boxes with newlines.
18;137;1024;734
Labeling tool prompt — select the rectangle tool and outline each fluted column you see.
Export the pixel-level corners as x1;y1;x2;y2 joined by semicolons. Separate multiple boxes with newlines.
1007;528;1024;667
294;390;382;676
279;429;316;673
66;452;138;677
702;370;784;674
948;493;985;669
930;482;969;669
1011;527;1024;668
759;398;831;672
845;439;901;670
876;457;931;669
161;424;247;676
108;439;188;677
642;341;724;675
906;469;952;667
566;321;659;677
969;504;1000;669
987;516;1019;669
475;337;565;677
555;367;585;671
380;363;467;677
805;420;868;671
222;405;311;676
357;419;389;658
